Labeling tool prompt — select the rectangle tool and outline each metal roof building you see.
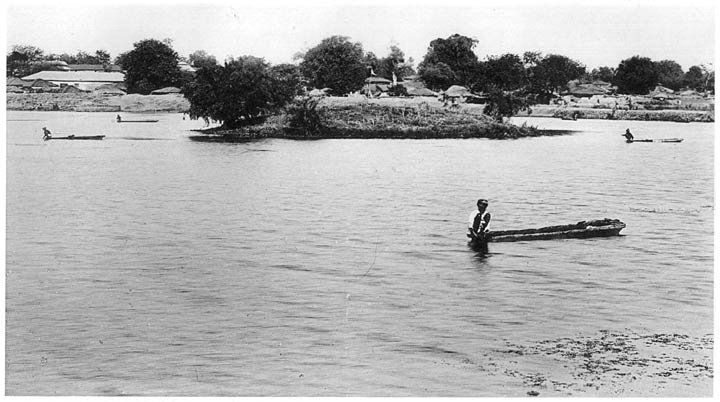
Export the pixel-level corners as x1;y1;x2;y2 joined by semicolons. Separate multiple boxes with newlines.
21;70;125;91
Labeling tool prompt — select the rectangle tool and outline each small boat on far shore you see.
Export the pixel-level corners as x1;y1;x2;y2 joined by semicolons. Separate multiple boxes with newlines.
116;115;159;123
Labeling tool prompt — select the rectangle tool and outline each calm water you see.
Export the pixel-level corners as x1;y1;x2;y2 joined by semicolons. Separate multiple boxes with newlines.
5;111;714;396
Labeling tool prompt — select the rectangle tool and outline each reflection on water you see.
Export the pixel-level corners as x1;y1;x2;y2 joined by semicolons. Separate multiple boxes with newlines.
6;112;714;396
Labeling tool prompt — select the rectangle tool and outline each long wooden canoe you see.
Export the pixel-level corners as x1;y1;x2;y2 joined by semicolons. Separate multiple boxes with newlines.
627;138;683;143
44;135;105;141
469;218;626;249
117;120;159;123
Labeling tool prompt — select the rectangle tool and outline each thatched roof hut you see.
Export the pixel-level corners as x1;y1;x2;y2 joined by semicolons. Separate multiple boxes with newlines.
406;87;438;97
308;88;331;97
565;84;607;97
150;86;182;95
445;85;471;97
365;76;392;84
61;85;85;93
94;85;126;95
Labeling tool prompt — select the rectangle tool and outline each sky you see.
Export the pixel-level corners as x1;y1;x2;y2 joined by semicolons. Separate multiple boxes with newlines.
3;0;717;71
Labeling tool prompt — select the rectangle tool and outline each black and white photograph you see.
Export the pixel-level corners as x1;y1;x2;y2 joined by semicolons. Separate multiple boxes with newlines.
3;0;715;397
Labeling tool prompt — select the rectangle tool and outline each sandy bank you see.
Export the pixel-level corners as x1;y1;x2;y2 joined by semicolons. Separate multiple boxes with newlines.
6;93;190;113
520;104;714;123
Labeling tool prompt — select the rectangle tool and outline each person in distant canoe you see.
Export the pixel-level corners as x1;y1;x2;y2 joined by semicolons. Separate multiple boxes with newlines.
467;199;491;241
42;127;52;140
623;128;634;141
116;114;122;122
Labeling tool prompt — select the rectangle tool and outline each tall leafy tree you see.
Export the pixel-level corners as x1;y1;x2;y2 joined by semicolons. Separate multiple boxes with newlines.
475;53;527;92
654;59;685;90
684;65;714;92
118;39;182;94
269;63;304;102
376;45;415;81
6;45;44;77
417;62;454;90
614;56;658;94
589;66;615;83
482;87;531;122
300;36;366;95
188;50;218;70
183;56;295;128
526;53;585;102
418;34;479;88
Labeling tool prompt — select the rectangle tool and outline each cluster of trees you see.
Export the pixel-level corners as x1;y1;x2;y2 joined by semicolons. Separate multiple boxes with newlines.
6;45;113;77
7;33;715;126
589;56;714;93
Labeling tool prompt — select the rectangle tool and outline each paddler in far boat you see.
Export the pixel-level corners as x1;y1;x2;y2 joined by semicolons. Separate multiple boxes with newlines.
623;128;634;141
42;127;52;140
467;199;491;243
116;114;122;123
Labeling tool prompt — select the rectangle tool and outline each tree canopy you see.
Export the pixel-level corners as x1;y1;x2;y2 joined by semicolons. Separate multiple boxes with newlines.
6;45;45;77
614;56;658;94
375;45;415;81
418;34;479;89
654;60;685;90
475;53;527;92
525;53;585;101
684;65;714;92
188;50;218;70
118;39;182;94
589;66;615;83
300;36;366;95
183;56;297;128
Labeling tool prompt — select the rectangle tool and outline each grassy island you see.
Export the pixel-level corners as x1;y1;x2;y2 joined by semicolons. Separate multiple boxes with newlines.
189;96;571;142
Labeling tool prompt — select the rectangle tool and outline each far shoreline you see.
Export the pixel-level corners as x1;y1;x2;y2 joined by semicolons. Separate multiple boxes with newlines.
7;93;714;140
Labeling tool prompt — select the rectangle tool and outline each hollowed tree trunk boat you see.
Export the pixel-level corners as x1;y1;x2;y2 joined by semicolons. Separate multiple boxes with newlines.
627;138;683;143
44;135;105;141
469;218;626;248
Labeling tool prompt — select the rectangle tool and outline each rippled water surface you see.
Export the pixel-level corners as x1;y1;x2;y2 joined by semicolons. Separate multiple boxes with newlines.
5;111;713;396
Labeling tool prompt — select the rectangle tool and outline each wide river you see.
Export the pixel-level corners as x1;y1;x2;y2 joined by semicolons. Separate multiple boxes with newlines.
5;111;714;396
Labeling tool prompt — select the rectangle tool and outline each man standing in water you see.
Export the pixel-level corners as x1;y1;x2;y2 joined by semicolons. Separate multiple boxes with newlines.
468;199;491;242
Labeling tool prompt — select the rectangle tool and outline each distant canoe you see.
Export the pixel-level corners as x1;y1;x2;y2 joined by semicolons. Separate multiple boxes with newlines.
117;119;159;123
44;135;105;141
469;218;626;249
627;138;683;143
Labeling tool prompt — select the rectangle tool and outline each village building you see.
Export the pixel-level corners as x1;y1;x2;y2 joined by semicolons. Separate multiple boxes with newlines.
20;70;125;91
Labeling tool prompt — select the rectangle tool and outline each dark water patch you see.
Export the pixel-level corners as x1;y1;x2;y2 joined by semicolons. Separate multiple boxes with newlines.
270;263;312;272
188;135;255;143
493;329;713;395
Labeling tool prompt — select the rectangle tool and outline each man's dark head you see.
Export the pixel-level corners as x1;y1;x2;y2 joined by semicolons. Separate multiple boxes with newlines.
477;199;488;210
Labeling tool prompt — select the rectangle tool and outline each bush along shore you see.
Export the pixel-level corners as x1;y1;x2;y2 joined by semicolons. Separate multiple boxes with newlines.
190;100;574;142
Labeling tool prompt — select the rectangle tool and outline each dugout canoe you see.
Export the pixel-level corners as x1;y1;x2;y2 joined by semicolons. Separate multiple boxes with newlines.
44;135;105;141
468;218;626;248
116;120;159;123
627;138;683;143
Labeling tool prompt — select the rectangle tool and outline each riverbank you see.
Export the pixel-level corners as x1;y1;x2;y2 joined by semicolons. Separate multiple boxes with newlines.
6;93;190;113
520;104;714;123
